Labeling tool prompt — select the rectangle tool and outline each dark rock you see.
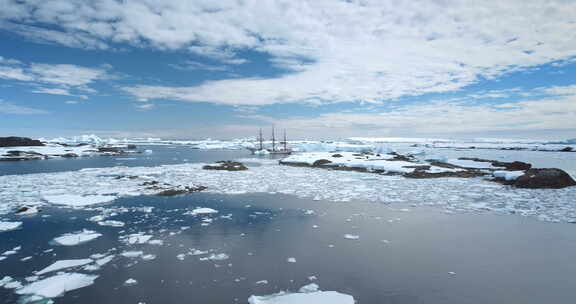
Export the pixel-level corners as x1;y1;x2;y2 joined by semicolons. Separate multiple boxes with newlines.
60;153;79;158
388;152;415;162
509;168;576;189
312;159;332;167
156;185;208;196
15;206;40;214
203;161;248;171
98;147;122;153
561;147;573;152
127;144;137;149
0;137;44;147
457;157;531;171
332;154;343;158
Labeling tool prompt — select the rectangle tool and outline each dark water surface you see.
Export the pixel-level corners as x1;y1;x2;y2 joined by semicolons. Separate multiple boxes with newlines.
2;192;576;304
0;146;253;176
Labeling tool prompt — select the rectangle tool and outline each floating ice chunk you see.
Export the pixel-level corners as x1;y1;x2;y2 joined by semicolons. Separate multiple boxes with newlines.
98;220;125;227
121;233;153;245
2;246;21;256
0;276;23;289
176;254;186;261
287;257;296;263
248;284;354;304
51;230;101;246
199;253;229;261
121;251;143;258
148;239;164;246
142;254;156;261
95;255;114;266
43;194;117;207
256;280;269;285
185;207;219;216
16;273;98;299
343;234;359;240
36;259;93;275
299;283;319;293
0;221;22;232
124;278;138;286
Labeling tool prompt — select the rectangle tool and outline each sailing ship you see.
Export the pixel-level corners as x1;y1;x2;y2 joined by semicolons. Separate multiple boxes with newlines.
248;127;292;155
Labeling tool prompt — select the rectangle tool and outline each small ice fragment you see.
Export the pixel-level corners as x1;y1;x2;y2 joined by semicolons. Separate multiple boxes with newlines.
98;220;125;227
308;275;317;281
176;254;186;261
2;246;22;256
148;239;164;246
124;278;138;286
121;233;153;245
448;271;456;275
199;253;229;261
51;230;101;246
121;251;143;258
21;256;33;262
142;254;156;261
255;280;269;285
248;284;354;304
343;234;359;240
185;207;218;216
287;257;296;263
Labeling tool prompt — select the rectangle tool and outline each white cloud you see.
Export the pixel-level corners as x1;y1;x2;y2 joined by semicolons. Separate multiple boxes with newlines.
2;1;576;106
542;85;576;96
65;100;79;104
169;60;229;72
135;103;155;111
0;100;50;115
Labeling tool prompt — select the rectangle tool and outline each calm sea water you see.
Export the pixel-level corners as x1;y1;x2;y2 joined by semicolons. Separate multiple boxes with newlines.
1;147;576;303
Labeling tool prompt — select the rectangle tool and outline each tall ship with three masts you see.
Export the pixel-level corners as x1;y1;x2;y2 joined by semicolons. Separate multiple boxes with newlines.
248;126;292;155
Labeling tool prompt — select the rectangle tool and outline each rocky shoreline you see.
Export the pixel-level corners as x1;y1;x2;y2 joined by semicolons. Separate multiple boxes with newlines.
280;152;576;189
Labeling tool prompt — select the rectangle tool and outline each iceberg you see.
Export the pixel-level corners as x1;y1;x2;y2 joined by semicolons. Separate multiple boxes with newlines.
16;273;98;299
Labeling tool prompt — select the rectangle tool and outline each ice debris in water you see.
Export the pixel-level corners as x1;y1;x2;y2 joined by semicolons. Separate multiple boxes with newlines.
121;233;153;245
124;278;138;286
287;257;297;263
97;220;125;227
0;276;23;289
121;251;144;258
51;230;102;246
185;207;219;216
248;283;354;304
0;221;22;232
199;253;229;261
16;273;98;299
2;246;22;256
0;160;575;222
36;259;93;275
344;234;360;240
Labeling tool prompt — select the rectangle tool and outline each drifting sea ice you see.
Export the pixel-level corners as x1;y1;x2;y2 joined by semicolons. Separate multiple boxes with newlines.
0;159;575;222
185;207;219;215
16;273;98;299
51;230;102;246
248;284;355;304
0;221;22;232
43;194;117;207
36;259;93;275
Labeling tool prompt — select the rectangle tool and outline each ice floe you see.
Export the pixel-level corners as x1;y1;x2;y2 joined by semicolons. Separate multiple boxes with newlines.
16;273;98;299
43;194;117;207
248;284;354;304
97;220;125;227
0;221;22;232
36;259;93;275
185;207;219;216
51;230;102;246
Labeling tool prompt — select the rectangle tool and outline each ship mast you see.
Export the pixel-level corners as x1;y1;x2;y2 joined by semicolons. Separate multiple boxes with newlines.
271;126;276;152
283;129;287;151
258;128;263;150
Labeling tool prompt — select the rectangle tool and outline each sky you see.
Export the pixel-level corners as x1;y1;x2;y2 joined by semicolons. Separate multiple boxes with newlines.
0;0;576;140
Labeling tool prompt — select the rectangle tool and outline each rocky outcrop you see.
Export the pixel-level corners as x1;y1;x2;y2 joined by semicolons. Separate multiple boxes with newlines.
156;185;208;196
502;168;576;189
312;159;332;167
203;161;248;171
0;150;46;161
0;137;44;147
457;157;532;170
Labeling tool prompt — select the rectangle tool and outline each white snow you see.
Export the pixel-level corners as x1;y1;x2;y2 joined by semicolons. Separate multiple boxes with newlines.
36;259;93;275
16;273;98;298
248;284;354;304
0;221;22;232
51;230;102;246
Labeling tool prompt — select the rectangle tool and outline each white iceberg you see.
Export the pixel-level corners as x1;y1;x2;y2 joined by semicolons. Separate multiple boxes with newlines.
51;230;102;246
185;207;219;216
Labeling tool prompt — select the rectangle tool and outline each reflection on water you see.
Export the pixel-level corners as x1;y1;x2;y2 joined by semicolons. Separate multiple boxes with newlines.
2;192;576;303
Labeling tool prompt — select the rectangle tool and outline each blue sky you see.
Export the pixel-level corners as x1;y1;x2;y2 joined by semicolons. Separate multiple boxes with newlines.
1;0;575;140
